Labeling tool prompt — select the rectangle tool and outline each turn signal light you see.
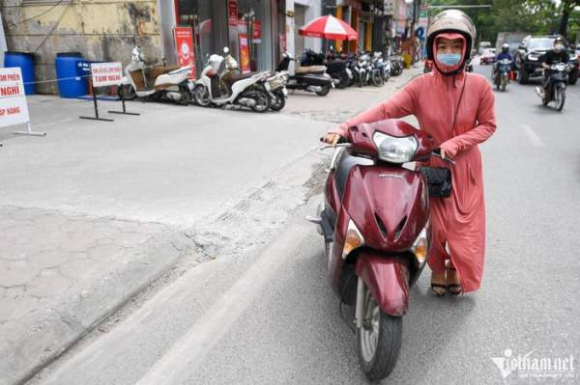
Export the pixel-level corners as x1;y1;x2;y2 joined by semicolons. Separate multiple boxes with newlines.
342;220;365;259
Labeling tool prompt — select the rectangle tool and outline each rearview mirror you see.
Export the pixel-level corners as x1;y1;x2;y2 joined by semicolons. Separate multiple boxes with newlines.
223;47;230;54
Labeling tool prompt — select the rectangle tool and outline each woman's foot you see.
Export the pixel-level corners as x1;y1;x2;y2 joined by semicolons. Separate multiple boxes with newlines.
446;267;462;295
430;272;447;296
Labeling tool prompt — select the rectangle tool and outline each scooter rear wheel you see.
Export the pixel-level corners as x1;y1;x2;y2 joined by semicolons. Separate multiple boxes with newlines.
316;83;331;96
269;89;286;111
194;85;211;107
119;84;137;101
250;88;270;112
358;282;402;382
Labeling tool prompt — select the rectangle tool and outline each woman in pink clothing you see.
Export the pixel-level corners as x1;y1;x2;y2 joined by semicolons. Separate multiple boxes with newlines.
324;10;496;296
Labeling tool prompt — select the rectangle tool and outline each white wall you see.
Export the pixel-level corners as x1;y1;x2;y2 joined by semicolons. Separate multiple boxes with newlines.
0;12;7;67
285;0;322;57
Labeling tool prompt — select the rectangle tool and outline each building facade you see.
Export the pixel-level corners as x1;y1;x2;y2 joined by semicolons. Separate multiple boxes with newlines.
1;0;289;93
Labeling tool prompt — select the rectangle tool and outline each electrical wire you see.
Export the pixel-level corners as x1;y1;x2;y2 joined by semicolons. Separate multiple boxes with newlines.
4;0;66;29
33;1;72;53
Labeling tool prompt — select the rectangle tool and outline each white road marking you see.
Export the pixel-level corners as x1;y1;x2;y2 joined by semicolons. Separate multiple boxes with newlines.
521;124;546;148
32;118;72;128
135;222;312;385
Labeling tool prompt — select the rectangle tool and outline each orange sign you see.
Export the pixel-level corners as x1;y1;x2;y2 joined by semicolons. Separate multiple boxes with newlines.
239;33;250;74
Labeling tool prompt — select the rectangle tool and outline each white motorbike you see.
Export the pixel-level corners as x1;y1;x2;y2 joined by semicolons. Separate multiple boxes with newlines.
193;47;271;112
118;46;193;105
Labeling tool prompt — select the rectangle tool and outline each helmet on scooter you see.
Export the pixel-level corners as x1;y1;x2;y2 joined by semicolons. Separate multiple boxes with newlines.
502;43;510;53
426;9;476;69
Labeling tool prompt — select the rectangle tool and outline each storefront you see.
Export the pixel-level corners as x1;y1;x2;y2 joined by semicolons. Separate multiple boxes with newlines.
171;0;283;77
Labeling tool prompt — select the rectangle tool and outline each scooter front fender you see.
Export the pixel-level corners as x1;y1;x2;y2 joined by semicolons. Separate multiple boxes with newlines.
356;250;409;317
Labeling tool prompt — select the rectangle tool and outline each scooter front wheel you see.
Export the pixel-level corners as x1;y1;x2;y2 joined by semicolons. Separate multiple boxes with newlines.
555;86;566;111
269;89;286;111
358;281;402;382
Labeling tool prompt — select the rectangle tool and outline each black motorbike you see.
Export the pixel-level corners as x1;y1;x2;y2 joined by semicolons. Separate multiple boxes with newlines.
537;63;570;111
277;52;333;96
493;59;512;91
389;56;404;76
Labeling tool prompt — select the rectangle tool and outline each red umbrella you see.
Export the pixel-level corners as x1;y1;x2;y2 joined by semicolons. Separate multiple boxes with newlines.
299;15;358;41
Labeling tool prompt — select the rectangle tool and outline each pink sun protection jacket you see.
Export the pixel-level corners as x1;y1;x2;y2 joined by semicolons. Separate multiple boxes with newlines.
331;40;496;293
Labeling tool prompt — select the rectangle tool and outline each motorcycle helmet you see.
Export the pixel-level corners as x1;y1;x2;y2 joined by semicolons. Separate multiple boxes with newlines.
554;36;565;52
502;43;510;53
426;9;476;75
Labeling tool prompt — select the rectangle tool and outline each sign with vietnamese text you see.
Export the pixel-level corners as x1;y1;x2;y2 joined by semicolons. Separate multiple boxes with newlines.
228;0;238;26
91;62;123;88
174;27;197;79
0;67;30;128
239;33;251;74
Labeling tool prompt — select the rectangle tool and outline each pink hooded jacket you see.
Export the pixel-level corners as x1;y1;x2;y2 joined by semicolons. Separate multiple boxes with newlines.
330;42;496;293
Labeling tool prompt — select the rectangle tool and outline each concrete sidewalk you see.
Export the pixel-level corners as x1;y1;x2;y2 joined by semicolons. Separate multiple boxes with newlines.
0;64;423;385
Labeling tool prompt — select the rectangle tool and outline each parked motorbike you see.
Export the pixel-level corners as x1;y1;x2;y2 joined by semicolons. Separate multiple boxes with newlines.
193;47;271;112
265;71;289;111
308;119;449;381
536;63;570;111
277;52;333;96
326;52;353;89
370;52;386;87
389;56;404;76
493;59;512;91
119;46;193;105
346;54;361;87
357;53;371;87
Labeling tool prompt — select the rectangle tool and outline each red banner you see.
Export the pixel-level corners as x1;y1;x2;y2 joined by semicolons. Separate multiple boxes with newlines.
174;27;196;79
239;33;250;74
253;21;262;41
228;0;238;26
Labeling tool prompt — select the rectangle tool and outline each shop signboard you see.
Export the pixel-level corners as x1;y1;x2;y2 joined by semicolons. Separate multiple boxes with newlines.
239;33;251;74
253;20;262;43
174;27;197;79
228;0;238;26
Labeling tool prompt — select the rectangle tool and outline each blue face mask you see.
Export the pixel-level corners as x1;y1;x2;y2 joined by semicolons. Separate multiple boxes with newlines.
437;53;462;66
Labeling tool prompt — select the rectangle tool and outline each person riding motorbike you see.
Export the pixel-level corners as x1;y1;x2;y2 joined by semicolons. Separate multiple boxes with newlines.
323;10;497;296
536;37;570;99
493;43;514;79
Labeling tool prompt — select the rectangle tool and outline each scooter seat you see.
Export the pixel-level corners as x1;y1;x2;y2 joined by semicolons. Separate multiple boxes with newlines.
150;65;182;79
231;73;255;81
296;65;327;74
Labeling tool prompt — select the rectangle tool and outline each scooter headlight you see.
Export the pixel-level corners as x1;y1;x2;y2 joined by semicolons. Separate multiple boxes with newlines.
342;220;365;259
373;132;418;163
411;227;429;265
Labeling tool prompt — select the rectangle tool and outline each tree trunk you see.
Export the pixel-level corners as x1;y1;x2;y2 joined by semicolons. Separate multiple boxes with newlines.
559;1;572;38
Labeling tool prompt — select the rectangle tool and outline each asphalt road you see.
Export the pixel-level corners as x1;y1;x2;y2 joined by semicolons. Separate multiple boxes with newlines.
28;62;580;385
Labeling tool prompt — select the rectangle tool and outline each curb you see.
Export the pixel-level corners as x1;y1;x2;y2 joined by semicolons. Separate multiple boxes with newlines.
3;232;192;385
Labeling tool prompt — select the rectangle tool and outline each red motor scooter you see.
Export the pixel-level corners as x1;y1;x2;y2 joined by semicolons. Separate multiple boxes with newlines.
308;119;450;381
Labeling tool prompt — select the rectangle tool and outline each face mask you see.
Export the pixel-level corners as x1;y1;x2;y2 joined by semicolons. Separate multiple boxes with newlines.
555;44;563;52
436;53;462;66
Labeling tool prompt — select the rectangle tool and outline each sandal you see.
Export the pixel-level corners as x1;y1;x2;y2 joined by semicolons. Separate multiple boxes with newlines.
446;267;462;296
430;272;447;296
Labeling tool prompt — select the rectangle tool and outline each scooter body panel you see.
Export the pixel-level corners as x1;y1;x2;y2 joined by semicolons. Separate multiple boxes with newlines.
326;163;429;297
355;251;410;316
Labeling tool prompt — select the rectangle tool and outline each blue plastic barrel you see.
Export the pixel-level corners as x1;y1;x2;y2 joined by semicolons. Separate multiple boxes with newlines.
4;51;35;95
55;52;89;98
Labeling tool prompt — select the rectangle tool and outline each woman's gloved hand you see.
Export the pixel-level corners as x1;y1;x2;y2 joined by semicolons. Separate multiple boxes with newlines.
323;132;343;145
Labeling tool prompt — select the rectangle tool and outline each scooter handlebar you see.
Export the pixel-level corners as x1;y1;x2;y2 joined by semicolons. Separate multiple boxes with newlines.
432;149;456;165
